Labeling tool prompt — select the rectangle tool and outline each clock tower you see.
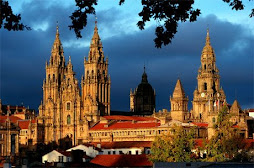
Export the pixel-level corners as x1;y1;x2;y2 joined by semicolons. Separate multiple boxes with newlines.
192;29;226;122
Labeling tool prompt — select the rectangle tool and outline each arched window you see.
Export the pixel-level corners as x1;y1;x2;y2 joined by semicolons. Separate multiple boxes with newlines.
204;82;207;91
67;102;70;110
67;115;71;124
204;64;206;70
53;74;55;82
48;74;50;81
87;70;89;77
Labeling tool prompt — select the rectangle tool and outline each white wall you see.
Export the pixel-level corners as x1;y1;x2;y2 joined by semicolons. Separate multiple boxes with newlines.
66;145;99;158
42;150;71;163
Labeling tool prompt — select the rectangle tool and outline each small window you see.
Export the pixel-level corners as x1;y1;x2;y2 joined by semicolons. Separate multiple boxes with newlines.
53;74;55;82
204;64;206;70
108;151;111;155
67;115;71;125
67;102;70;110
212;117;216;123
204;83;207;91
113;151;116;154
136;150;139;155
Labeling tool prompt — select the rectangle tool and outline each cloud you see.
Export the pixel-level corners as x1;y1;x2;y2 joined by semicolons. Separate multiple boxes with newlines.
0;1;253;111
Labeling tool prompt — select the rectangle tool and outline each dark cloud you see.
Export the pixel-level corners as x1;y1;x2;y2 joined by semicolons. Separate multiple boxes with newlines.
0;1;253;112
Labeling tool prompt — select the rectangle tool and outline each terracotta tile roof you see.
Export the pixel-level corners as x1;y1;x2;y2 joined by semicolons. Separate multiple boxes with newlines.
90;154;152;167
91;141;152;149
103;115;157;121
191;122;208;127
18;120;30;129
90;121;160;130
0;116;22;123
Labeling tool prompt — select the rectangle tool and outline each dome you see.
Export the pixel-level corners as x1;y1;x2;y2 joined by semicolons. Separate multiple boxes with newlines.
132;68;155;115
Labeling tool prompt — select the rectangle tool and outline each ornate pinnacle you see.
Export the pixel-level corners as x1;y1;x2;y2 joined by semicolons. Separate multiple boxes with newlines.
206;28;211;46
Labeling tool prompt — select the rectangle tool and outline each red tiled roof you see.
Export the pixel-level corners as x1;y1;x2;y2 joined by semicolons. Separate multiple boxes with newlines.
18;120;30;129
90;121;160;130
103;115;157;121
90;154;152;167
0;116;22;123
191;122;208;127
91;141;152;149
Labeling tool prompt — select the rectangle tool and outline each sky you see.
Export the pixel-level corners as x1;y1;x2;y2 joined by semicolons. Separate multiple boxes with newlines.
0;0;253;112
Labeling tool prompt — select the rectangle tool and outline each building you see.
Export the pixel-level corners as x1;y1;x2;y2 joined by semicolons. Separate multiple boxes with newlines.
130;67;156;115
0;22;252;163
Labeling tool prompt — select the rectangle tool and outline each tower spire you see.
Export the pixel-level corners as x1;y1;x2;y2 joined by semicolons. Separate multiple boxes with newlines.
206;27;210;46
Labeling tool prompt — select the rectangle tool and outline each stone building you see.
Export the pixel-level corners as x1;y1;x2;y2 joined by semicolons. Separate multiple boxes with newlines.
130;67;156;115
191;29;226;123
170;79;188;122
1;23;251;156
38;22;110;146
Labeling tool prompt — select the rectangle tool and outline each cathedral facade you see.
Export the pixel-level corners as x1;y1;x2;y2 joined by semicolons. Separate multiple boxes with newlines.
38;22;110;146
34;23;250;146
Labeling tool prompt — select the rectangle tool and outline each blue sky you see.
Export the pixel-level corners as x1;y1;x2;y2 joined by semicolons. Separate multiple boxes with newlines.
1;0;253;111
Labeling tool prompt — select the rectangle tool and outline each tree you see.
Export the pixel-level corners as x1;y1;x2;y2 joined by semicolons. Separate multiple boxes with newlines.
149;125;196;162
1;0;253;48
204;106;245;162
69;0;254;48
0;1;30;31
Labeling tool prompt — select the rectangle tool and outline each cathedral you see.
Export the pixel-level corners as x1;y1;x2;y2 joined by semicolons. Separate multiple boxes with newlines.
12;21;249;148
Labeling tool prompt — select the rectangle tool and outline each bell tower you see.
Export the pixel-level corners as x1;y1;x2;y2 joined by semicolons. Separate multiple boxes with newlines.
170;79;188;122
192;29;226;121
82;21;111;121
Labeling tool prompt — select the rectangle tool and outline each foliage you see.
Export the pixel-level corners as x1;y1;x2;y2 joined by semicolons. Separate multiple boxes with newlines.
204;105;245;162
149;125;196;162
1;0;253;48
0;1;30;31
69;0;253;48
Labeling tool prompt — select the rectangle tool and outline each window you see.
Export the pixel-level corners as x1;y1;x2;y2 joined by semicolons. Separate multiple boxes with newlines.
67;102;70;110
59;156;63;162
53;74;55;82
204;64;206;70
113;151;116;154
136;150;139;155
119;151;123;154
204;82;207;91
67;115;71;125
108;151;111;155
212;117;216;123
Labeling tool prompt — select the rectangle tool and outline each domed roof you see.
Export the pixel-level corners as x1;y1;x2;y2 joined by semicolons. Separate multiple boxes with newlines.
136;68;154;96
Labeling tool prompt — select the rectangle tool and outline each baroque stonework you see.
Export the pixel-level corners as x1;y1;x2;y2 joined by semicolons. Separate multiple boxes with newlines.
34;25;249;146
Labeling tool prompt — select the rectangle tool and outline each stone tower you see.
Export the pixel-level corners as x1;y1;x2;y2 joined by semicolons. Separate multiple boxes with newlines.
82;21;111;121
39;25;81;146
192;29;226;122
170;79;188;122
130;67;155;115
